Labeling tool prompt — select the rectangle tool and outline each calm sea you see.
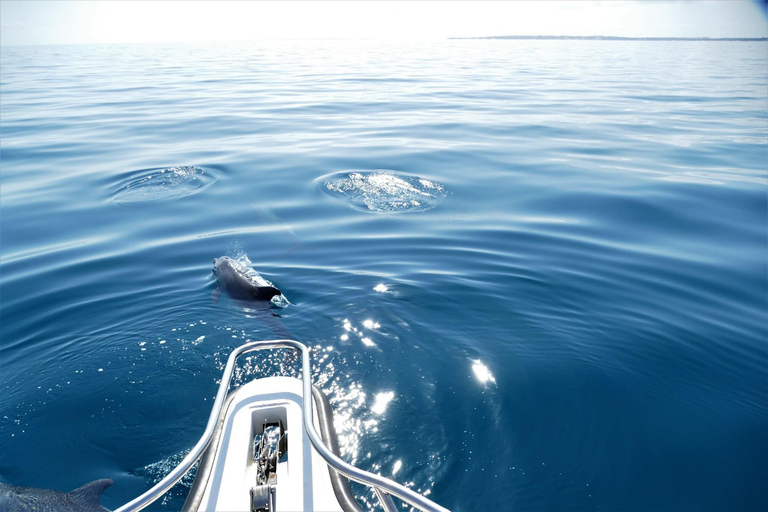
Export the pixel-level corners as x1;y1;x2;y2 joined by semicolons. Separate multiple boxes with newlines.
1;40;766;511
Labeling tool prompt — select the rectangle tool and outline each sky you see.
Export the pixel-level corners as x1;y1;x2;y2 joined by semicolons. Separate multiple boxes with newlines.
1;1;767;46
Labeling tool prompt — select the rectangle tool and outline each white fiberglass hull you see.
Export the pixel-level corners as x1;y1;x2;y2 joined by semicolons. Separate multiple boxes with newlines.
189;376;343;512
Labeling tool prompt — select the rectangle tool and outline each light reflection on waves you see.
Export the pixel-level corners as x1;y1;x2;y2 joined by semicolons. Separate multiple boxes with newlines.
286;228;760;322
275;220;766;410
1;39;766;511
210;340;450;499
135;451;197;507
2;211;763;411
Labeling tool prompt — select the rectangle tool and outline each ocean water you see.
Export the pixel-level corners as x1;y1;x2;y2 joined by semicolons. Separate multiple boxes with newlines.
1;40;766;511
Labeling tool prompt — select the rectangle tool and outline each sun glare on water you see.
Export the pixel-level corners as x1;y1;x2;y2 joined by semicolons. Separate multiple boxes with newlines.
372;391;395;414
472;360;496;384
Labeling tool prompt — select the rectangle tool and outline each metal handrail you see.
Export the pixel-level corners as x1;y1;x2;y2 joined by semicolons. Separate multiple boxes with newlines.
116;339;450;512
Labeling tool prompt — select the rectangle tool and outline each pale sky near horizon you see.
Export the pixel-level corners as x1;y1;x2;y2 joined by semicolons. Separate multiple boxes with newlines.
1;1;766;47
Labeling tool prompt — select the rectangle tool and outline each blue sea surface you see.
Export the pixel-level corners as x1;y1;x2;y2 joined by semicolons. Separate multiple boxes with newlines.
1;40;766;511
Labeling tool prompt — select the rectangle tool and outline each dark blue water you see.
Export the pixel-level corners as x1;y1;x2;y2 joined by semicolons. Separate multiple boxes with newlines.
1;40;766;511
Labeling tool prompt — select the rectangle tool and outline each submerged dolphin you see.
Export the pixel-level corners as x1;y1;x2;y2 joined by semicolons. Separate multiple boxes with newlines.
0;479;113;512
211;256;281;304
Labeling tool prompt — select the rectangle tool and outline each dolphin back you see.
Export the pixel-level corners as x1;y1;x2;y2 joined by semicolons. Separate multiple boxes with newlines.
67;479;113;511
0;479;113;512
254;285;281;301
213;256;282;302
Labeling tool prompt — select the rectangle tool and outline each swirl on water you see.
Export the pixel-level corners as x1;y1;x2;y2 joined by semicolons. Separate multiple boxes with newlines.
320;170;447;212
113;166;216;204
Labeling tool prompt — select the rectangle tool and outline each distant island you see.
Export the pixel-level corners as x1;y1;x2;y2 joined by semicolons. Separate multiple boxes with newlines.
449;35;767;41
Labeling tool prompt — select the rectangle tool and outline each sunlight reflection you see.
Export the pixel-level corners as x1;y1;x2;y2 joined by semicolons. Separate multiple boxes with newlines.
322;380;367;465
340;317;381;347
472;360;496;384
372;391;395;414
373;283;388;292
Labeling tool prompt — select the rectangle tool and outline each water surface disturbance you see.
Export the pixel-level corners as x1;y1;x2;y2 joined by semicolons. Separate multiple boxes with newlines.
321;170;447;212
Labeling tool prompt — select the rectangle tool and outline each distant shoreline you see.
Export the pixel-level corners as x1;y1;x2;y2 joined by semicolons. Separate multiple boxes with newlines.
449;35;768;42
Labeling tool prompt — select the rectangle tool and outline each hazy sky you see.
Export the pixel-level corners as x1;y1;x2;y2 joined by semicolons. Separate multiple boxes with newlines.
1;1;767;46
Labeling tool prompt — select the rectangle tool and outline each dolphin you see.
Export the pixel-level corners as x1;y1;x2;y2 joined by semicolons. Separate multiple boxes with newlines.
211;256;281;304
0;479;113;512
210;256;296;364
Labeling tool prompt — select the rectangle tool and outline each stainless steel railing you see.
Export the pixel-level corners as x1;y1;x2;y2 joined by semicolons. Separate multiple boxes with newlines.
116;339;450;512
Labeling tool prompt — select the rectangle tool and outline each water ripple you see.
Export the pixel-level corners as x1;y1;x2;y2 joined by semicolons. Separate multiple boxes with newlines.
319;170;447;212
113;166;217;205
1;40;766;512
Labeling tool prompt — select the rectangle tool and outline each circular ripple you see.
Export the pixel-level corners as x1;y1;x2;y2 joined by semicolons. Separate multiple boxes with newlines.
319;170;447;213
113;166;216;205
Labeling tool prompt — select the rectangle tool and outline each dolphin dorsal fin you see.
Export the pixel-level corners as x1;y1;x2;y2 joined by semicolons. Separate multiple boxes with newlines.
67;479;113;508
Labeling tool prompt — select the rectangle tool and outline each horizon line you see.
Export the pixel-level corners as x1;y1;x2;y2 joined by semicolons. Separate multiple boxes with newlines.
449;35;768;41
2;35;767;48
